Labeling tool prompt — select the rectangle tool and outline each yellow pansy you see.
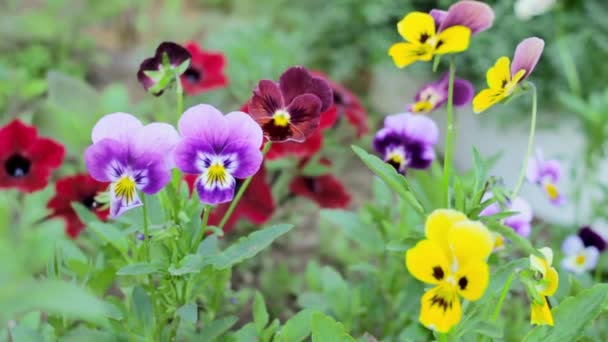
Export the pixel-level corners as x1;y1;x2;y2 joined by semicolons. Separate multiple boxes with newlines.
529;247;559;326
388;12;471;68
406;209;493;333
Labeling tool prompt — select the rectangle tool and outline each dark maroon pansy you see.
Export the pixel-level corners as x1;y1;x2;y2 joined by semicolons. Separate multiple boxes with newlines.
578;226;607;252
248;66;333;143
47;174;109;239
137;42;191;96
180;41;228;96
0;120;64;193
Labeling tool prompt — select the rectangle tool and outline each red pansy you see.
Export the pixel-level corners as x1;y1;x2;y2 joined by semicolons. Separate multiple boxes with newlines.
185;164;275;233
180;41;228;96
0;119;64;193
289;158;351;209
47;174;109;238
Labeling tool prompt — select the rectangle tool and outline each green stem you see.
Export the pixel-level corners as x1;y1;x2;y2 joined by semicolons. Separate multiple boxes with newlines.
176;73;184;120
191;205;212;251
491;273;515;321
511;82;537;199
219;141;272;229
141;193;150;262
439;333;448;342
442;59;456;208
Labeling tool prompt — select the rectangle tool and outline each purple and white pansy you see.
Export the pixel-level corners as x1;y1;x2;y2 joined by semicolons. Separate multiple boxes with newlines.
561;234;599;275
174;104;263;205
85;113;179;217
480;195;533;237
526;149;566;205
409;72;474;113
373;113;438;175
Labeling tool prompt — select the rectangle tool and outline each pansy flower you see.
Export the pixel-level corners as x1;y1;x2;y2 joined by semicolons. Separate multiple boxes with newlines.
0;120;64;193
561;234;599;275
526;149;565;205
406;209;493;333
185;164;274;232
137;42;191;96
248;66;333;142
473;37;545;113
312;72;369;137
289;158;351;209
578;225;607;253
47;174;109;238
529;247;559;326
180;41;228;96
174;104;263;205
479;195;533;237
85;113;179;217
389;1;494;68
409;72;474;114
373;113;438;175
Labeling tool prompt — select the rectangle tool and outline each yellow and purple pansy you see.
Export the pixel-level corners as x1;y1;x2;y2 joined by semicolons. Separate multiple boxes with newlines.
526;149;566;206
409;72;474;113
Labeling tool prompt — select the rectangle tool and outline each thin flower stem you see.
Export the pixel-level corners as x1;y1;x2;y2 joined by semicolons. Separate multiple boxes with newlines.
175;73;184;121
442;59;456;208
491;273;515;321
191;204;212;251
511;82;537;199
219;141;273;229
141;193;150;262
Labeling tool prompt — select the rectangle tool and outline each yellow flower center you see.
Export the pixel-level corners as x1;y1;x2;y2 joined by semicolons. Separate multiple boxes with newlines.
544;182;559;200
272;110;291;127
575;254;586;265
206;162;227;185
115;176;137;204
412;101;433;113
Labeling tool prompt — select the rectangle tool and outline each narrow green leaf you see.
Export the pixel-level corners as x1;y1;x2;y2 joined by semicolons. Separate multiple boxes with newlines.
88;222;129;255
116;262;161;276
198;316;238;342
131;286;154;332
276;309;316;342
311;312;355;342
483;220;542;258
168;254;204;276
177;303;198;324
253;291;269;333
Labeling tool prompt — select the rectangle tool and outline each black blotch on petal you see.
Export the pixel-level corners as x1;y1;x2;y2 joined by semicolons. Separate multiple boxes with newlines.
458;277;468;290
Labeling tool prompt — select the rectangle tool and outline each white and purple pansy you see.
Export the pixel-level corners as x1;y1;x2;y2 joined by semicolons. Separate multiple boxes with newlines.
372;113;438;175
174;104;263;205
409;72;474;114
526;149;566;206
480;194;533;237
561;234;599;275
84;113;180;217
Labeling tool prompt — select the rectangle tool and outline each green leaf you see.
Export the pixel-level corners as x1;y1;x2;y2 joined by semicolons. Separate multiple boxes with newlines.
168;254;204;276
524;284;608;341
198;316;238;342
320;210;384;254
177;303;198;324
116;262;161;276
88;222;129;255
482;220;542;258
208;224;294;269
253;291;269;333
233;323;258;342
351;145;425;217
276;309;316;342
131;286;154;332
311;312;355;342
71;203;101;227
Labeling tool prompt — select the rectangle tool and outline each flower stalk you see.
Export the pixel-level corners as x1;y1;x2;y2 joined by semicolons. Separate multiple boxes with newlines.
192;204;212;251
141;193;150;261
511;82;537;198
442;59;456;207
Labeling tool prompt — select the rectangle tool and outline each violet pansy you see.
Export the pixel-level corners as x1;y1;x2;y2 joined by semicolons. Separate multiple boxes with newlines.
409;72;474;113
526;149;566;206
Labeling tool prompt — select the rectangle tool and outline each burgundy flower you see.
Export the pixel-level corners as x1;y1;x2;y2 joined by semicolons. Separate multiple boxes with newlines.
290;158;351;209
137;42;191;96
180;41;228;96
0;120;64;193
312;72;369;137
248;66;333;142
185;164;275;233
47;174;109;238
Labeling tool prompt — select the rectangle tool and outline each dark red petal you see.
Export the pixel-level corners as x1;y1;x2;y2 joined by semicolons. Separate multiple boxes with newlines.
266;130;323;160
238;165;275;224
181;42;228;96
249;80;284;118
155;41;191;67
137;57;160;92
28;137;65;168
290;174;351;209
279;66;332;111
261;117;303;142
286;94;322;140
319;105;338;131
0;119;38;156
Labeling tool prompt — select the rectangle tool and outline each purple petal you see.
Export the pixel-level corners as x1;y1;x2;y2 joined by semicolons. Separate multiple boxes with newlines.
562;235;584;255
549;193;567;206
91;113;143;144
578;226;607;252
453;78;474;106
430;9;448;28
526;150;543;183
110;188;142;218
222;140;263;179
225;111;264;149
510;221;531;237
178;104;228;148
249;80;284;119
132;123;180;163
540;159;562;183
504;197;533;236
85;139;129;182
131;152;172;194
174;138;216;174
372;128;401;156
511;37;545;80
479;201;500;217
402;114;439;145
279;66;333;111
155;42;191;67
406;143;435;169
196;177;236;205
439;0;495;35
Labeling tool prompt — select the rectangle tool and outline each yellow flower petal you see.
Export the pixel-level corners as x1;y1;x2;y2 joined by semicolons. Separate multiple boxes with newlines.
397;12;436;44
406;240;451;285
388;42;432;68
434;25;471;55
530;297;554;326
543;266;559;296
420;283;462;333
472;88;506;114
538;247;554;266
454;260;489;301
448;220;493;266
425;209;468;254
487;57;512;89
511;69;527;86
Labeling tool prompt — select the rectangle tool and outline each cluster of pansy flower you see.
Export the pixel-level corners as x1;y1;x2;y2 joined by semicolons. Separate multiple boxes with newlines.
561;225;607;274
